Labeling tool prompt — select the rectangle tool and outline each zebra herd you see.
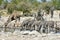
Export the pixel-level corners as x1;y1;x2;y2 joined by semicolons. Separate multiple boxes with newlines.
0;10;60;34
20;19;60;33
0;16;55;33
20;19;54;33
0;17;59;33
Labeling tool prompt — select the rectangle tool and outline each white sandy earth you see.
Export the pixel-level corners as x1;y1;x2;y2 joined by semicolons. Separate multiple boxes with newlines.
0;31;60;40
0;16;60;40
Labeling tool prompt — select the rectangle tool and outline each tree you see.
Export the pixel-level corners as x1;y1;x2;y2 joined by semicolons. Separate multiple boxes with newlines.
41;0;46;2
2;0;9;9
0;0;3;5
6;0;40;14
51;0;60;10
7;3;16;13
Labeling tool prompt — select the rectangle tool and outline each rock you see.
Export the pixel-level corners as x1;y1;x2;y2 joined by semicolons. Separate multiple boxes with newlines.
20;31;30;35
29;30;40;35
13;30;21;35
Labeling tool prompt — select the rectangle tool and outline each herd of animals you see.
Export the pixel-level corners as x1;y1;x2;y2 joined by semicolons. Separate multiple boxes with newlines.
0;10;60;34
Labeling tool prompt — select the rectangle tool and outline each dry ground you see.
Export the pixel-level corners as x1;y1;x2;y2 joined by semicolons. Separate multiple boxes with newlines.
0;31;60;40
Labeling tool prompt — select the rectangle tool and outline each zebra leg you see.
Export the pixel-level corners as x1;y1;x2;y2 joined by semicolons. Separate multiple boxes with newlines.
40;25;44;34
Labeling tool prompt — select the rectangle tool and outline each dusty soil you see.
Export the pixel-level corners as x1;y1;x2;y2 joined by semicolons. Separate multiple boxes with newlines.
0;31;60;40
